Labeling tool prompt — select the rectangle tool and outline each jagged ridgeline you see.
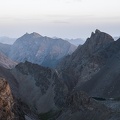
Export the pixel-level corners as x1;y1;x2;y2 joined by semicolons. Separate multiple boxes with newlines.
8;32;76;68
0;30;120;120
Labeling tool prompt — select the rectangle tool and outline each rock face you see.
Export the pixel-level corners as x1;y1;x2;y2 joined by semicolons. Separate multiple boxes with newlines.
11;61;68;114
0;51;17;69
58;29;120;98
56;91;115;120
9;61;120;120
58;29;114;86
8;32;76;68
0;65;39;120
78;38;120;98
0;77;24;120
1;59;119;120
0;77;14;120
1;29;120;120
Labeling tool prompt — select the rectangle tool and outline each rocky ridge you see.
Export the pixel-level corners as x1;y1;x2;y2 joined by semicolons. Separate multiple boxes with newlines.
78;37;120;98
1;29;120;120
58;29;114;87
58;29;120;98
9;61;120;120
8;32;76;68
0;77;24;120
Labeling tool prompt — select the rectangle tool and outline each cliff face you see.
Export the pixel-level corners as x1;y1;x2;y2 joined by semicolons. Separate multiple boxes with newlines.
58;30;120;98
11;61;69;114
0;77;24;120
58;29;114;88
78;38;120;98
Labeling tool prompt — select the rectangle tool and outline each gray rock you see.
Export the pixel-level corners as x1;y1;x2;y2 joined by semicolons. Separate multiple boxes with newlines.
0;77;25;120
58;29;114;87
8;32;76;68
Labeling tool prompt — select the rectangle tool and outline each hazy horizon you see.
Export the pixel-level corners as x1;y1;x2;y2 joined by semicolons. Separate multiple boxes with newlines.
0;0;120;39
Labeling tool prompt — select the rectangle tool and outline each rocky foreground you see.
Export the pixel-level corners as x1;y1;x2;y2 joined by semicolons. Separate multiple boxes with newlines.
0;30;120;120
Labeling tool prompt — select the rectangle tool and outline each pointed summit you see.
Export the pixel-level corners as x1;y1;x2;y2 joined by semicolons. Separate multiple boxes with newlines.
95;29;101;34
81;29;114;56
30;32;43;38
90;29;101;37
89;29;114;44
21;32;43;39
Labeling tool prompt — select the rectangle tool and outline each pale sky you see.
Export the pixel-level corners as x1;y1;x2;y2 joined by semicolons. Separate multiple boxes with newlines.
0;0;120;39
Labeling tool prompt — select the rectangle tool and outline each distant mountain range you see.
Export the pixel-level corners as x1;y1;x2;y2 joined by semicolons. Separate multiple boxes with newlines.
0;32;76;68
0;36;85;46
0;36;16;44
65;38;85;46
0;35;119;45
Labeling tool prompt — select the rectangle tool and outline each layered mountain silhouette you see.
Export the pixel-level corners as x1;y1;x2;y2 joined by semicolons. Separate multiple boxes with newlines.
0;36;16;44
78;38;120;98
58;29;120;98
0;32;76;68
65;38;85;46
0;30;120;119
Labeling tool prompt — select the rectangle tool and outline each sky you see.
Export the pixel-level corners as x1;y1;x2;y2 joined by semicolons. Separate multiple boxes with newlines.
0;0;120;39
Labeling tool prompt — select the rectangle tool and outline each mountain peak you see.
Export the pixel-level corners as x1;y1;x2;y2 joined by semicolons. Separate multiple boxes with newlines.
80;29;114;57
22;32;43;39
30;32;43;38
90;29;101;37
89;29;114;43
95;29;101;34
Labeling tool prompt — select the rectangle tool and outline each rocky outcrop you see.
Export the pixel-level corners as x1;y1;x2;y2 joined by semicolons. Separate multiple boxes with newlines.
56;91;115;120
58;30;120;98
11;61;68;114
3;59;119;120
1;29;120;120
9;61;120;120
58;29;114;88
78;38;120;98
0;77;24;120
8;32;76;68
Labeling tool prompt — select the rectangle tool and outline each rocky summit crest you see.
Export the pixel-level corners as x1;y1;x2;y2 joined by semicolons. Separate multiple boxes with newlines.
86;29;114;51
30;32;43;38
21;32;43;39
